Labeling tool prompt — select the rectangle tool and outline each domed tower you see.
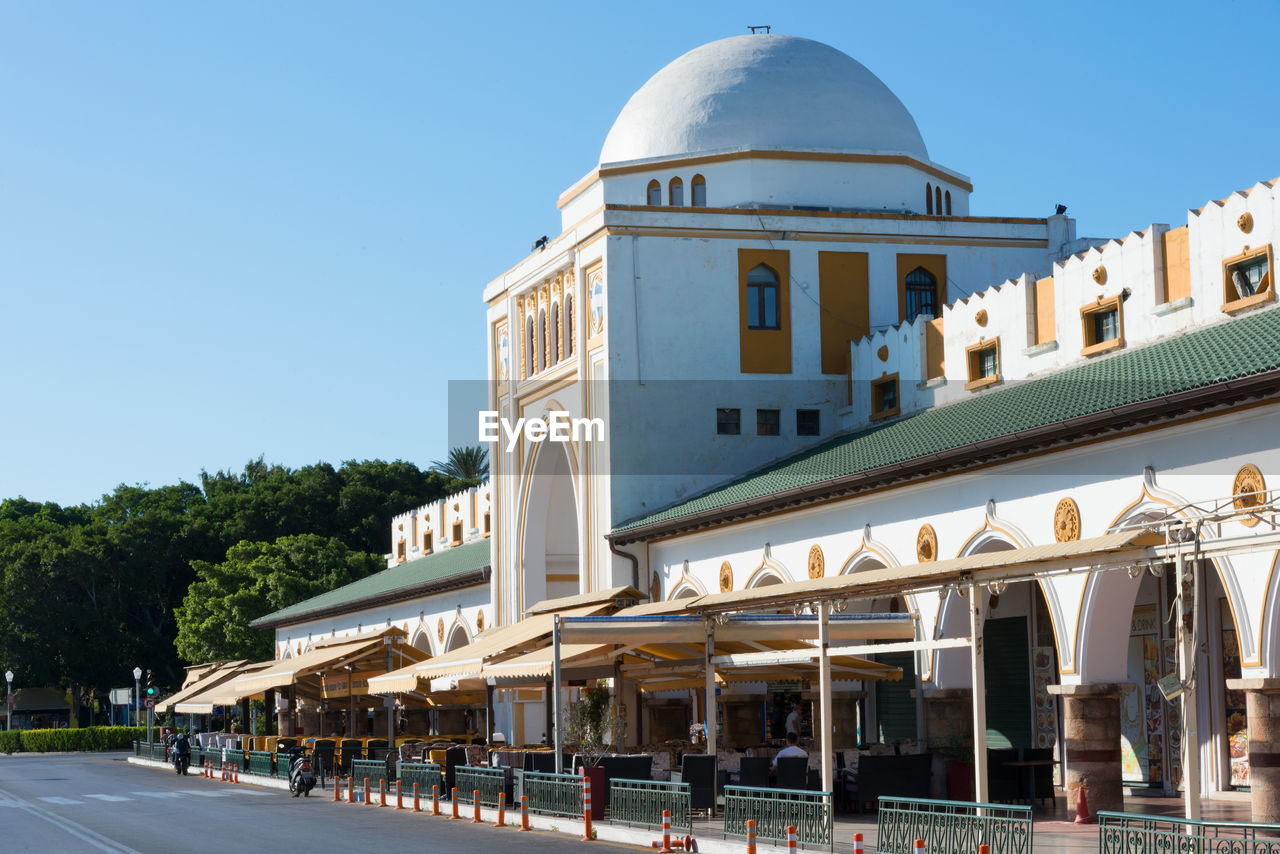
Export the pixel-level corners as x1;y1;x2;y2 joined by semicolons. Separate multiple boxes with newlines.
484;34;1074;619
560;34;970;224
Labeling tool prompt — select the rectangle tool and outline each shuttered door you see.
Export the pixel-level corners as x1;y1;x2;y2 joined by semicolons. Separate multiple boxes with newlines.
875;651;917;743
983;617;1031;749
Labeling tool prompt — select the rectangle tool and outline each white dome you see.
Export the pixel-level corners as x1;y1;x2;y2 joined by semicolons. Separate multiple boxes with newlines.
600;35;929;165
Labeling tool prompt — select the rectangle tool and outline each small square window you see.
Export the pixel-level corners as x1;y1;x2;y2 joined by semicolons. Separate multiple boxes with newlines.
1092;309;1118;342
965;339;1001;391
1080;296;1124;356
756;409;780;436
796;409;820;436
871;374;901;421
1222;246;1273;314
716;408;741;435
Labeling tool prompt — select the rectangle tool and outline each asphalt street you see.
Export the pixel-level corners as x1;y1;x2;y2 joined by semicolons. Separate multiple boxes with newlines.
0;751;638;854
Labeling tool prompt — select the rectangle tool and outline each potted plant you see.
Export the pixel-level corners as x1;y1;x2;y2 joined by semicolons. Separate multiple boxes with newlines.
566;682;616;821
932;724;974;801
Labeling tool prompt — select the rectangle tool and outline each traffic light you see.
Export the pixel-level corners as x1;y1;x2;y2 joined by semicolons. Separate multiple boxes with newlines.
145;670;156;699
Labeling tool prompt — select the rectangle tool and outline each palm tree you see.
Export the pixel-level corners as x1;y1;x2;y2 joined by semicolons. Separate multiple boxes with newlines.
430;445;489;482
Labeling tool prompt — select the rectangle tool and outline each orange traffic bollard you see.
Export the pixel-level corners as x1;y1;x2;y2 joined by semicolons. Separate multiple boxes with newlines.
364;777;371;806
333;776;342;802
433;784;441;816
519;794;530;831
380;779;388;807
495;791;506;827
914;839;926;854
979;846;990;854
787;825;798;853
395;781;404;810
658;808;673;852
413;782;421;812
746;819;756;854
854;833;864;854
347;776;355;804
472;789;483;823
582;775;594;842
450;787;460;820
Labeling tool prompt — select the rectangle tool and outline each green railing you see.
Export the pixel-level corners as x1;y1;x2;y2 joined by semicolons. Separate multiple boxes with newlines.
1098;811;1280;854
275;752;296;779
724;785;833;851
351;759;389;787
877;797;1033;854
399;762;444;799
610;778;691;833
224;749;245;771
524;771;583;818
137;741;166;762
455;766;506;807
246;750;274;776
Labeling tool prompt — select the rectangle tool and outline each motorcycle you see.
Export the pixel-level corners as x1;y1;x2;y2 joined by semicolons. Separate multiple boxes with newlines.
287;747;315;797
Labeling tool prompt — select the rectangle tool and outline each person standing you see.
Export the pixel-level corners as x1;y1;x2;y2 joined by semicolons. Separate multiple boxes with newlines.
784;701;802;738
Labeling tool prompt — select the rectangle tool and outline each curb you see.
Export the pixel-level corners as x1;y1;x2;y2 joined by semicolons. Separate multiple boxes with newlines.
126;756;293;792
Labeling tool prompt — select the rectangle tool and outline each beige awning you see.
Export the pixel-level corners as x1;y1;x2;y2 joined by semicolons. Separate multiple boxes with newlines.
159;660;250;714
172;661;275;713
216;629;425;701
689;530;1159;613
367;603;612;694
479;632;905;686
525;585;643;615
556;614;915;645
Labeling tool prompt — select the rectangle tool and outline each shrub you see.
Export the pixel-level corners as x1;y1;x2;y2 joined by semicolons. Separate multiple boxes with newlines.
0;726;146;753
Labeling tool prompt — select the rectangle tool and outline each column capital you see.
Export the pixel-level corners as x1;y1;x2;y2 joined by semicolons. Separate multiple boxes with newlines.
1047;682;1125;698
1227;677;1280;693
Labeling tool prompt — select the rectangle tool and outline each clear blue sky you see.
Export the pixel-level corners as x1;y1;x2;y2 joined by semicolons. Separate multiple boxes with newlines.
2;1;1276;506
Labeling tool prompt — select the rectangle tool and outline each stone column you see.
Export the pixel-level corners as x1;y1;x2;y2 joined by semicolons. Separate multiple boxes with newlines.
1048;683;1124;814
1227;678;1280;822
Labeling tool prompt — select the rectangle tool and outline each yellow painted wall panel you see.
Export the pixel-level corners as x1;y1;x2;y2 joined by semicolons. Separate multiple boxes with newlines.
818;251;870;375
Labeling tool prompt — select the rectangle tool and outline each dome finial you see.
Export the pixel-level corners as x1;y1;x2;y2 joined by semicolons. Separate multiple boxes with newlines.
747;25;771;34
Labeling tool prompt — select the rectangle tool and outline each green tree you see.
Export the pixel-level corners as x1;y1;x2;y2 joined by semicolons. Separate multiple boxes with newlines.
175;534;383;663
429;445;489;484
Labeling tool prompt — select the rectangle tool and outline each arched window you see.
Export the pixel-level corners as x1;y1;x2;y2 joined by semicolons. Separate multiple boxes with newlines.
904;267;938;322
669;177;683;206
935;186;943;216
565;295;574;357
647;179;661;206
536;309;546;373
926;183;934;215
550;301;560;364
945;190;952;216
691;174;706;207
746;264;781;330
525;316;534;378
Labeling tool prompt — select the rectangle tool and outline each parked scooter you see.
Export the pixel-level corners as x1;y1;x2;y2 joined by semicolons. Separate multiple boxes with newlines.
287;747;315;797
171;732;191;776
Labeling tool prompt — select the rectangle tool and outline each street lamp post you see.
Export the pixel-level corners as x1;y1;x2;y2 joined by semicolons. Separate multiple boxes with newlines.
5;671;13;732
132;667;142;730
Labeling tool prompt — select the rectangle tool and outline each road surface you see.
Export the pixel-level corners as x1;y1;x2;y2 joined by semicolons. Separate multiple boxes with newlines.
0;751;636;853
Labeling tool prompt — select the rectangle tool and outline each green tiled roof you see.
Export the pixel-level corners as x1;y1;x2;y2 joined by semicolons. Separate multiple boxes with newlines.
613;306;1280;539
251;539;491;628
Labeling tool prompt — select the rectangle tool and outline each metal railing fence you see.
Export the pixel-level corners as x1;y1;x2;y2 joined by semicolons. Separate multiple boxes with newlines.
724;785;833;851
876;796;1033;854
523;770;583;818
610;778;691;833
1098;811;1280;854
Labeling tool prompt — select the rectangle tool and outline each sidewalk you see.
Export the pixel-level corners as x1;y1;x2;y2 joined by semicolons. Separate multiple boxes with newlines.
679;790;1255;853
